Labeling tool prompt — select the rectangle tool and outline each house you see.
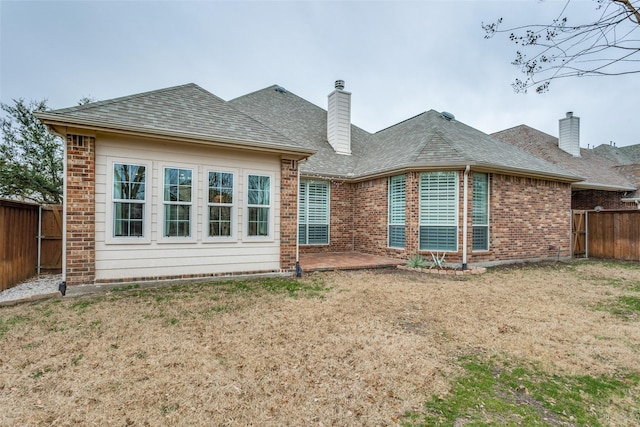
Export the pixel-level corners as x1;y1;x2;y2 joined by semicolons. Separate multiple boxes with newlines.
37;81;584;287
492;113;640;211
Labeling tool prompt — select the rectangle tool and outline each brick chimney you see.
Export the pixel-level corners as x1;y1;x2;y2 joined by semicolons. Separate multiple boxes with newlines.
559;112;581;157
327;80;351;155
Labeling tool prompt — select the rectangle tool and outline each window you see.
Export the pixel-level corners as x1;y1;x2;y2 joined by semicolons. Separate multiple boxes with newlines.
113;163;146;238
207;171;234;238
299;180;329;245
472;172;489;251
388;174;406;248
419;171;458;251
247;174;271;237
163;167;193;238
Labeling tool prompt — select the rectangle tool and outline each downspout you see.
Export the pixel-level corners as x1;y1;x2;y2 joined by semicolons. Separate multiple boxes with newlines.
295;159;307;277
462;165;470;270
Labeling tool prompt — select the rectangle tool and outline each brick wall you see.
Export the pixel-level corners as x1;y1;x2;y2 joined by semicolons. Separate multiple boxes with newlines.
472;174;572;263
297;170;573;266
65;134;96;286
279;159;298;271
572;189;635;210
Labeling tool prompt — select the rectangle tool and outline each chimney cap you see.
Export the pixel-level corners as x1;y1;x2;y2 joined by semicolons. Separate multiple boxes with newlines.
566;111;573;118
335;80;345;90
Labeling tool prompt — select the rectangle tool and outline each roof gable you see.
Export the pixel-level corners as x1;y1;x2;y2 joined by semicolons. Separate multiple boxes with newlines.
38;83;310;154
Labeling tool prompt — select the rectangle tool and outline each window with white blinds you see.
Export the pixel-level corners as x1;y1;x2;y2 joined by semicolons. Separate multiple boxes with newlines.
388;174;406;248
298;180;329;245
472;172;489;251
419;171;458;251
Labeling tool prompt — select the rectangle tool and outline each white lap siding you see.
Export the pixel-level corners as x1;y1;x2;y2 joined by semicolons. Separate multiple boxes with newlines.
94;135;282;281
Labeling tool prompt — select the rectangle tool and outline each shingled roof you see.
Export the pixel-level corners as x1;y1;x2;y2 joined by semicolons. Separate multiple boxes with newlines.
36;84;313;156
229;86;580;182
492;125;636;191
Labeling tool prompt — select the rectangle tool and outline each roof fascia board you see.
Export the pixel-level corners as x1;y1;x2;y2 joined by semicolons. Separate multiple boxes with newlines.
572;183;637;191
36;113;316;158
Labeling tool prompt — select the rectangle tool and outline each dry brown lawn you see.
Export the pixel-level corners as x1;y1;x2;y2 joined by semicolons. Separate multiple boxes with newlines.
1;261;639;426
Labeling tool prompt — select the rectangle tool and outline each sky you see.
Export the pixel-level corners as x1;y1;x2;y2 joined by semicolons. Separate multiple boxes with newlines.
1;0;637;148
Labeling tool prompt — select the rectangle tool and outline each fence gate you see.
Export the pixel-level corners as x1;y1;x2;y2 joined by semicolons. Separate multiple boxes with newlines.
571;210;586;258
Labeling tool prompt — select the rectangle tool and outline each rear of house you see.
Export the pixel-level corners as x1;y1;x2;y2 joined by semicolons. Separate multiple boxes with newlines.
38;81;583;287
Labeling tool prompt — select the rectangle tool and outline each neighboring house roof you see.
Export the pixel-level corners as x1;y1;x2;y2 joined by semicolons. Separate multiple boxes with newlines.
229;86;580;182
36;83;314;158
492;125;636;192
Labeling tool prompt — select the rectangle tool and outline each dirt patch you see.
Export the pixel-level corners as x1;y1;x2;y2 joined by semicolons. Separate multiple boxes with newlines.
1;261;639;426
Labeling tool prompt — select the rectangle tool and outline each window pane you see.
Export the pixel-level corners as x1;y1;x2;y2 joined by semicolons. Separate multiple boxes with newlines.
389;175;406;248
472;226;489;251
164;168;192;202
209;206;231;237
114;164;145;200
298;180;329;245
389;225;405;248
419;226;457;251
248;175;270;205
248;207;269;236
473;173;489;225
209;172;233;204
164;204;191;237
114;202;144;237
419;171;458;251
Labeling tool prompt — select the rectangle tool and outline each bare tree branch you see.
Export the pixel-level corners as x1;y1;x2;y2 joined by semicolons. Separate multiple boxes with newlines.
483;0;640;93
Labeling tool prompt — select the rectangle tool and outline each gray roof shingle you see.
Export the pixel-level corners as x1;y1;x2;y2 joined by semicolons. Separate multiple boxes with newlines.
492;125;636;191
230;87;580;181
39;83;309;153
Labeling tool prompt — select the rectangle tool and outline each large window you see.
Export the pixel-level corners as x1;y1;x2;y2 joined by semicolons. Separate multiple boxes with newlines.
419;171;458;251
388;174;405;248
163;167;193;238
472;172;489;251
299;179;329;245
113;163;146;238
247;174;271;237
207;171;234;238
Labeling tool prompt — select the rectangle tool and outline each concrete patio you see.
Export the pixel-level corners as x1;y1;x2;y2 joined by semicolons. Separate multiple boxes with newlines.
298;251;405;273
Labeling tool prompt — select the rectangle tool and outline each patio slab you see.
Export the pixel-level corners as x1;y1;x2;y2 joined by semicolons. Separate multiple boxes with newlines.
299;251;405;273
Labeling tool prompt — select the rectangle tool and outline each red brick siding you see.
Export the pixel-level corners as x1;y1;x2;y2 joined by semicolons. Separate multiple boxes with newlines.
405;172;420;257
65;134;96;286
279;160;298;271
572;189;635;210
472;174;572;263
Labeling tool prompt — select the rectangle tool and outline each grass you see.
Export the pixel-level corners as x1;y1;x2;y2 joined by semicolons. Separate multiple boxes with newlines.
403;355;640;427
1;262;639;425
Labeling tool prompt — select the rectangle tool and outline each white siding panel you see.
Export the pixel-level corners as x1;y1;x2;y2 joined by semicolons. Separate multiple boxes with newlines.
94;135;282;281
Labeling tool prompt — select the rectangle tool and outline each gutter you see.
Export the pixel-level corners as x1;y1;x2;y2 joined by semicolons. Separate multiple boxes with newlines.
35;113;316;159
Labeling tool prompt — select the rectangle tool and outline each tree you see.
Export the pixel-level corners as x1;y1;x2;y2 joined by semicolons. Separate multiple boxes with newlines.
0;99;63;204
483;0;640;93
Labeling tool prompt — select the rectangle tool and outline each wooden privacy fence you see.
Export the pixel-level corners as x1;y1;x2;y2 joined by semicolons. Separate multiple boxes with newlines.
572;209;640;261
0;199;62;291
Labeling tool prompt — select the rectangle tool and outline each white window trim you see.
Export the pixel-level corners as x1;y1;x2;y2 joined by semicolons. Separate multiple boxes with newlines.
244;170;275;242
203;168;238;243
105;157;151;245
418;171;459;252
472;172;490;252
299;179;330;246
159;163;197;244
388;174;406;249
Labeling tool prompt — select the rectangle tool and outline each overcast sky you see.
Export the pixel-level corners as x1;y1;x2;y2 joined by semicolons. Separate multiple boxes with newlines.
1;0;637;148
